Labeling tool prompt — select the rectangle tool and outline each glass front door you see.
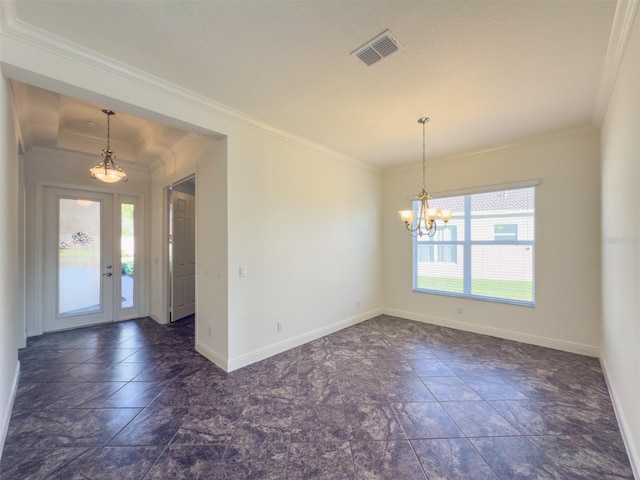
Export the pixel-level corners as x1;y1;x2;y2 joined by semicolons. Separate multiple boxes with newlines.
44;188;114;331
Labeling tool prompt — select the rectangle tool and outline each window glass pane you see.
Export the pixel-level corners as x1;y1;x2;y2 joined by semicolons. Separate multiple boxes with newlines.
58;199;101;315
430;195;466;240
431;195;465;212
494;224;518;241
121;203;135;309
415;247;464;294
417;242;434;262
471;244;533;302
471;189;534;241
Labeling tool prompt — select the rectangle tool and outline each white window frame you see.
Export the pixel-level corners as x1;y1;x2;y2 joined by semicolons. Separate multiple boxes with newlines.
117;194;143;320
412;185;536;306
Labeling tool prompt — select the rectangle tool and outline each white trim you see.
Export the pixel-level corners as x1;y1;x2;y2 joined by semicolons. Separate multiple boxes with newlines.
226;309;383;372
600;355;640;479
116;194;143;321
148;313;163;326
195;340;228;373
593;0;640;125
31;180;44;337
429;179;540;200
383;308;599;357
0;0;17;34
0;361;19;461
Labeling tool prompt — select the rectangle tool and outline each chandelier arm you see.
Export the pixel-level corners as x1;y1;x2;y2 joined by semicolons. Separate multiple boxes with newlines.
405;220;420;233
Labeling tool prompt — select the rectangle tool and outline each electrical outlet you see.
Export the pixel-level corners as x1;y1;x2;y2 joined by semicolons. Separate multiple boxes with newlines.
277;321;284;332
208;326;212;337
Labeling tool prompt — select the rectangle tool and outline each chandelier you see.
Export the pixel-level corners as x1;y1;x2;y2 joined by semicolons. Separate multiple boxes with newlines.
89;109;128;183
398;117;452;237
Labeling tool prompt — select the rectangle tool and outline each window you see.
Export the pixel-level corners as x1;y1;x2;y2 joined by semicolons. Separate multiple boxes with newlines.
494;224;518;241
120;202;135;310
413;186;535;305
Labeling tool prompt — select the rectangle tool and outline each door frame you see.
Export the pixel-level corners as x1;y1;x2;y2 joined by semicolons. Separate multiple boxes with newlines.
162;174;197;324
33;181;144;335
169;189;196;322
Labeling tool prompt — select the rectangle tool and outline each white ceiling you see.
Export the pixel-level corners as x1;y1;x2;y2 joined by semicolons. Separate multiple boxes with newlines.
9;0;621;169
11;82;198;169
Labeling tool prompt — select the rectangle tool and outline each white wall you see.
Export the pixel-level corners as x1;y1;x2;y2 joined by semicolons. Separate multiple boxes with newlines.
22;148;151;335
194;139;229;364
600;7;640;476
0;75;20;457
225;127;381;369
383;128;601;355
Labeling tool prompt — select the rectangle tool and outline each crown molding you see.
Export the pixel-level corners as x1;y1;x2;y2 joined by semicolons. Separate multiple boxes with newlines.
0;0;17;34
593;0;639;125
0;1;375;173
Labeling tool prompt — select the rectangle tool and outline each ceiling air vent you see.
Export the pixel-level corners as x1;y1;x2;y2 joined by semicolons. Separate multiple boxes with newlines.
352;29;403;66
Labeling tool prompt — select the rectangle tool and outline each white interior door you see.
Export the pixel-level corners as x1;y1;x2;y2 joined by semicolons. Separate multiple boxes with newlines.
171;190;196;322
43;187;114;332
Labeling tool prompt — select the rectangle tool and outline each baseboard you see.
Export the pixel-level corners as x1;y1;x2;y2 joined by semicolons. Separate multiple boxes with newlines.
148;313;165;325
0;361;20;461
195;341;228;372
600;355;640;479
383;308;599;357
226;308;383;372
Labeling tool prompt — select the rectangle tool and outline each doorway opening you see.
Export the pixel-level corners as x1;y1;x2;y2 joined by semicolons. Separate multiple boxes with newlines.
167;175;196;323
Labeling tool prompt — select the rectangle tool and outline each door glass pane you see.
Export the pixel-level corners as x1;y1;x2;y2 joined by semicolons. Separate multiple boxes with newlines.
121;203;135;309
58;198;101;315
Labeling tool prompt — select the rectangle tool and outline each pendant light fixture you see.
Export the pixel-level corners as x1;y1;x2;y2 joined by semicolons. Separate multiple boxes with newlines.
398;117;452;237
89;109;128;183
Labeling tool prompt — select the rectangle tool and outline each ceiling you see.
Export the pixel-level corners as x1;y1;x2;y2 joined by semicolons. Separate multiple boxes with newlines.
8;0;622;169
11;82;198;169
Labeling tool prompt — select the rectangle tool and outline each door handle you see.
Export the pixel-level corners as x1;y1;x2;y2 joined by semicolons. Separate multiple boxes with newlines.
103;272;112;277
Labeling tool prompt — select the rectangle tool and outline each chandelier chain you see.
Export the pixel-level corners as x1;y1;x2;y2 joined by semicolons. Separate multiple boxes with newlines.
89;109;127;183
422;119;426;189
398;116;452;237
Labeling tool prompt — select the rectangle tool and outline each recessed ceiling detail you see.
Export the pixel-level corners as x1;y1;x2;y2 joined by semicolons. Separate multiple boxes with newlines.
352;29;403;66
12;82;198;172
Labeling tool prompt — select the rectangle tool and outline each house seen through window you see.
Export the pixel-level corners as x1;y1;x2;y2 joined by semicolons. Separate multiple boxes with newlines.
413;186;535;305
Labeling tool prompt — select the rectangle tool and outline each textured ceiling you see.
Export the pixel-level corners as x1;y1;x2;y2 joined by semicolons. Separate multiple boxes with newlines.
9;0;619;168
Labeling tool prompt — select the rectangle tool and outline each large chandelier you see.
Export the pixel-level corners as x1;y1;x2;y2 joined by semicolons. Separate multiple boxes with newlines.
398;117;452;237
89;109;128;183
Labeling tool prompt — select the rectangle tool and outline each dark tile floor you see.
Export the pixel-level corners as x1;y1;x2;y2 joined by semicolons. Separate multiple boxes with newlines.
0;314;634;479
